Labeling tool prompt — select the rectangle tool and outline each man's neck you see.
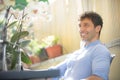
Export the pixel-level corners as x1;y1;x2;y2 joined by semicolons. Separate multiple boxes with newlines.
84;39;99;46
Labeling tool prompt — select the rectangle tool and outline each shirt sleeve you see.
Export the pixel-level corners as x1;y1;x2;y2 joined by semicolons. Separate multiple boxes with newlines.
49;59;68;80
92;45;111;80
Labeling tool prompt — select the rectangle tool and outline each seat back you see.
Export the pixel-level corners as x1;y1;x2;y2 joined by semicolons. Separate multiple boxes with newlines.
110;54;115;65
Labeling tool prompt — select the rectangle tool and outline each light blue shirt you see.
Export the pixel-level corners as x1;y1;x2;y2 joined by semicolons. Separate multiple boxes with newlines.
51;40;111;80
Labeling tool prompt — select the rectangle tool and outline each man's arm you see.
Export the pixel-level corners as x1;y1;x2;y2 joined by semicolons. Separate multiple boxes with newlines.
90;45;111;80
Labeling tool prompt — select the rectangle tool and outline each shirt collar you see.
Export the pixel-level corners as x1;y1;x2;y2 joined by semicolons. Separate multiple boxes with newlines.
83;40;101;48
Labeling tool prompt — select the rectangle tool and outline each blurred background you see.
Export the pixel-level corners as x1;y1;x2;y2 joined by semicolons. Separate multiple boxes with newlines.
0;0;120;80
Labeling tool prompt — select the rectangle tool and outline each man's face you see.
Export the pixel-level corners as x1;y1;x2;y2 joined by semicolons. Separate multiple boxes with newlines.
79;18;100;42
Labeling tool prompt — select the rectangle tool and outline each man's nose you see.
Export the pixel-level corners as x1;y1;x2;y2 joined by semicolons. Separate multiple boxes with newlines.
79;26;85;32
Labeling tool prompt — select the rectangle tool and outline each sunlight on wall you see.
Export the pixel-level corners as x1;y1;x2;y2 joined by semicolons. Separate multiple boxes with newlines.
32;0;120;53
32;0;83;54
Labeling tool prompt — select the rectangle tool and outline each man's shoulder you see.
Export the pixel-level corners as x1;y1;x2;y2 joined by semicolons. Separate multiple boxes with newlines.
93;43;111;56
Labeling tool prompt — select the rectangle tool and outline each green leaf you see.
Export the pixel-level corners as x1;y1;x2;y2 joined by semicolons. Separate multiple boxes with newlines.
0;20;4;28
7;21;17;28
13;0;28;10
10;50;32;69
6;43;13;53
11;50;19;69
21;52;32;64
20;40;31;47
39;0;48;2
11;31;29;43
22;13;28;19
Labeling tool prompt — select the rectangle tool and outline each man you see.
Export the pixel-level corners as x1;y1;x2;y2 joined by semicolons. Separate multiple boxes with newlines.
50;11;111;80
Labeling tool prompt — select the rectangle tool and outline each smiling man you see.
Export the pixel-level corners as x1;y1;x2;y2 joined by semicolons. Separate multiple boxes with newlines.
50;11;111;80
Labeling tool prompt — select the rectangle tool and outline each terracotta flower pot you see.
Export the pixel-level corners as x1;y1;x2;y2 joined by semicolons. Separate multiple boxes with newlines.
29;55;41;64
46;44;62;59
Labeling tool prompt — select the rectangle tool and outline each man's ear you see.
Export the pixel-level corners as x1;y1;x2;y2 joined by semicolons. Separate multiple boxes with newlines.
95;25;101;33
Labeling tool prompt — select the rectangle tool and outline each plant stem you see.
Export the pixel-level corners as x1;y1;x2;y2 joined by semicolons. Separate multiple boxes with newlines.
15;9;25;71
2;6;11;71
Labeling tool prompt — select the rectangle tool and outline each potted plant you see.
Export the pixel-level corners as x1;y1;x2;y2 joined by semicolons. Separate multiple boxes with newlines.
41;35;63;59
0;0;32;71
27;39;49;64
27;39;42;64
28;35;63;64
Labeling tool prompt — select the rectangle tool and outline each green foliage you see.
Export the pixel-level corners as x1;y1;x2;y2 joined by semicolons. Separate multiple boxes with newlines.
39;0;48;2
20;40;31;47
11;31;29;43
28;35;59;56
41;35;59;47
12;0;48;10
21;51;31;64
0;20;4;38
7;21;17;28
10;50;19;69
0;0;49;70
0;7;32;70
6;30;32;69
28;40;41;55
13;0;28;10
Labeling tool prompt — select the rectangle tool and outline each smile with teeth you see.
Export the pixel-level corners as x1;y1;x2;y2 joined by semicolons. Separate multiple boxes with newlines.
81;32;88;37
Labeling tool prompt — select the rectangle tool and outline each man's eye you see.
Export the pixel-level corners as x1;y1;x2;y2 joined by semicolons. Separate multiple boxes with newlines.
79;24;81;27
84;24;89;27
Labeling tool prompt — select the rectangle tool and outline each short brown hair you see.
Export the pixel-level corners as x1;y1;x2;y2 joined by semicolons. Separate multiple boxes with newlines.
80;11;103;27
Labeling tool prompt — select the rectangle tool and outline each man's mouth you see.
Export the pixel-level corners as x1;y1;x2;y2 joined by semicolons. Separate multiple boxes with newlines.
81;32;88;37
